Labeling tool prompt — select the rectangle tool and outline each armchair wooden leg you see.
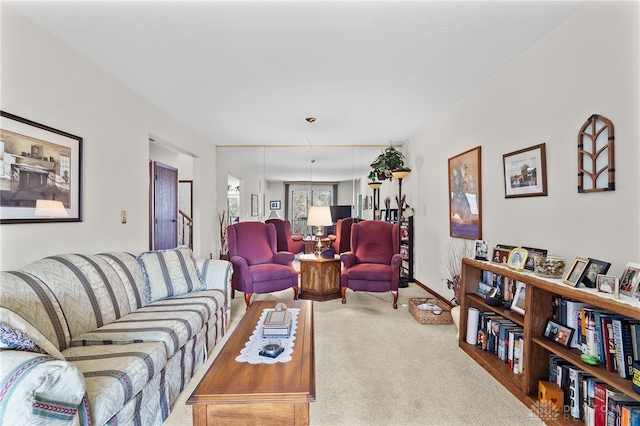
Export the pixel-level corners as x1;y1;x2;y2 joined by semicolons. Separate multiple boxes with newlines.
392;291;398;309
244;293;252;309
231;288;235;299
292;286;299;300
341;287;347;304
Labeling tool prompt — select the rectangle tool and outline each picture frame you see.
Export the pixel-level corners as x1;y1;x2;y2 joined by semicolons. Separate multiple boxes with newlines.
522;247;548;271
619;262;640;298
1;111;82;223
507;248;528;271
502;143;547;198
563;257;589;287
543;319;575;347
269;200;281;210
474;240;488;261
474;281;498;299
581;258;611;288
491;247;511;265
251;194;259;216
596;274;619;298
448;146;482;240
510;281;526;315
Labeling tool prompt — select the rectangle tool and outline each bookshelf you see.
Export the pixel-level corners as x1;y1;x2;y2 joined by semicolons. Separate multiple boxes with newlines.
399;217;414;285
458;258;640;425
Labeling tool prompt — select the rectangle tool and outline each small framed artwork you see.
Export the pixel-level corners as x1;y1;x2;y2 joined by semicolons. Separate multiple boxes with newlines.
543;319;575;347
474;240;488;261
1;111;83;223
510;281;526;315
503;143;548;198
474;281;498;299
507;248;528;271
581;258;611;288
619;262;640;298
596;274;619;298
269;200;281;210
563;257;589;287
491;247;511;265
251;194;259;216
522;247;548;271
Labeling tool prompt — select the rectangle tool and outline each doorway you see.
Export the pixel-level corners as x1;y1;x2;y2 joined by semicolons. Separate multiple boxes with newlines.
151;161;178;250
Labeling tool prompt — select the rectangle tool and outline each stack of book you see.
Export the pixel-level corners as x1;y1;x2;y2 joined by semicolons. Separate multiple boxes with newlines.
475;312;524;374
262;310;292;338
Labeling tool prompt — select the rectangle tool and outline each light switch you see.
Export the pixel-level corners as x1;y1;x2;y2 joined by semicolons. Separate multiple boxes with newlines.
121;211;127;224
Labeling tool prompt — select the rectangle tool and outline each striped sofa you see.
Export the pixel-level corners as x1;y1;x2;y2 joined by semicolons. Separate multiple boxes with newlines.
0;248;232;426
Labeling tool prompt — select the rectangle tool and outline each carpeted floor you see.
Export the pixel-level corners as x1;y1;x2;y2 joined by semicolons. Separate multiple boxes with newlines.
164;284;543;425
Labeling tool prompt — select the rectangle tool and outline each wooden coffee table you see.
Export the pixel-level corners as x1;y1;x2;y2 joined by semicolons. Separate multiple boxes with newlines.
187;300;315;425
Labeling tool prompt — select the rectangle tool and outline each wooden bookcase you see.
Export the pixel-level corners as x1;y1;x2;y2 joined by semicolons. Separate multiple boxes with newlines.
399;217;414;284
458;258;640;425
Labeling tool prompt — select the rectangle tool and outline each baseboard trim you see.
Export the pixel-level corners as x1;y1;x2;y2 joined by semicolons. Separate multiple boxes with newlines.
411;279;454;307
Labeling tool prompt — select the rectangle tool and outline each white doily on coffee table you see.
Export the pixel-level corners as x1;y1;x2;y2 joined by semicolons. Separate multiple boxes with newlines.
235;308;299;364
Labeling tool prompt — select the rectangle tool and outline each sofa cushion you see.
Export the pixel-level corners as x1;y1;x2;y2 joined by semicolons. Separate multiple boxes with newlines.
68;289;223;358
62;341;167;426
97;252;147;310
21;254;133;340
137;247;205;304
0;271;71;353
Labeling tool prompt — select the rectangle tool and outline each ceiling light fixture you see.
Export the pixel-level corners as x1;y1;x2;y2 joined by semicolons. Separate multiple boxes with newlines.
305;117;316;123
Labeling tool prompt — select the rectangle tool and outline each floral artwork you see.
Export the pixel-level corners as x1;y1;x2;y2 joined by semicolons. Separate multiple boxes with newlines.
448;146;482;239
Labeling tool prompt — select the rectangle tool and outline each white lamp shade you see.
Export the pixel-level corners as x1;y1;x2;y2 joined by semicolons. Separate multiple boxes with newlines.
306;206;333;226
34;200;70;218
268;210;281;219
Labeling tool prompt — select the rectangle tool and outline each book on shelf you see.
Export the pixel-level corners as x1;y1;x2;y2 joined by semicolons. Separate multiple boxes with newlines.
631;323;640;361
564;299;593;349
586;377;605;426
569;367;589;420
611;318;637;380
606;393;640;426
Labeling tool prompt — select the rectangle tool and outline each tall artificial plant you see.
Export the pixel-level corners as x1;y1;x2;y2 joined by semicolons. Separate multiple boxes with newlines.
441;239;474;305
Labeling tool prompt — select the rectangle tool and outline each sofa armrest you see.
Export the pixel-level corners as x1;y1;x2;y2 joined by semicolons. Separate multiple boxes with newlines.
197;259;233;311
0;350;87;426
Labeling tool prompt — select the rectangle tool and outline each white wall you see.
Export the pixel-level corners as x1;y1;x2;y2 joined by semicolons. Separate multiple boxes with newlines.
0;6;218;270
406;1;640;300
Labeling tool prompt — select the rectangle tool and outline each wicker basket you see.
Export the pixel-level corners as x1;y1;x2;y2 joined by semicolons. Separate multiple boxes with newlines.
408;298;453;325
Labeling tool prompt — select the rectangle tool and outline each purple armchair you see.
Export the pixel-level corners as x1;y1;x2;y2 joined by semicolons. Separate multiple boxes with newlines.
265;218;305;254
228;221;299;308
340;220;403;309
329;217;362;254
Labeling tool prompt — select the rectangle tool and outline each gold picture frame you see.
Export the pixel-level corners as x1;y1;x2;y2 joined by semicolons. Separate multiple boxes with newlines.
448;146;482;239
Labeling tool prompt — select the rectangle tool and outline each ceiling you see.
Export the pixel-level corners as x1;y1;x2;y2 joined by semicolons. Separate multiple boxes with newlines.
6;0;586;180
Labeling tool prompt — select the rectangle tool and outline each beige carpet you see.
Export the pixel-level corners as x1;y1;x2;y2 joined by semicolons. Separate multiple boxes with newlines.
164;284;542;425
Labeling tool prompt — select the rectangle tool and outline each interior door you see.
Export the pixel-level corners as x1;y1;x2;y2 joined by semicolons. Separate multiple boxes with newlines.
153;162;178;250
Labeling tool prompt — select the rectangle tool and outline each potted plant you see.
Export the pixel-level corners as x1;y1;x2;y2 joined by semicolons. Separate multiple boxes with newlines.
368;146;408;181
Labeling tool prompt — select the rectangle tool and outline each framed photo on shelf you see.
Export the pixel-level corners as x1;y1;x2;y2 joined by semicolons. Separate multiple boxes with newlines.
269;200;281;210
507;248;528;271
543;319;575;347
474;281;498;299
522;247;548;271
1;111;83;223
596;274;619;298
474;240;488;261
502;143;547;198
491;247;511;265
448;146;482;240
510;281;526;315
619;262;640;298
581;258;611;288
563;257;589;287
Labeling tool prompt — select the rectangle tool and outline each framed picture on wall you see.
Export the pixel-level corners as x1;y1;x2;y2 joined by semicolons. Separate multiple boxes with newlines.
251;194;259;216
0;111;82;223
448;146;482;240
269;200;281;210
503;143;547;198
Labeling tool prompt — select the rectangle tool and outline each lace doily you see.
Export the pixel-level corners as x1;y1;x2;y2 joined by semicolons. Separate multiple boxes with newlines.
235;308;299;364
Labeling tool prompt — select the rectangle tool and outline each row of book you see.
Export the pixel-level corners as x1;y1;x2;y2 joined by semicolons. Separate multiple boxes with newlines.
552;296;640;380
550;354;640;426
475;311;524;374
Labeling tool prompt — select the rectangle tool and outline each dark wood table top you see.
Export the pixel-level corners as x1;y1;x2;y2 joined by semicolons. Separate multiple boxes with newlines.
187;299;315;405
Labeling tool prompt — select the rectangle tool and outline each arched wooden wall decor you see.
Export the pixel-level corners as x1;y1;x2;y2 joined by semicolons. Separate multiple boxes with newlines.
578;114;615;192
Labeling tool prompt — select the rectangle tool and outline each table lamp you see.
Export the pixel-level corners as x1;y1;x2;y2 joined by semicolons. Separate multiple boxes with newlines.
306;206;333;254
